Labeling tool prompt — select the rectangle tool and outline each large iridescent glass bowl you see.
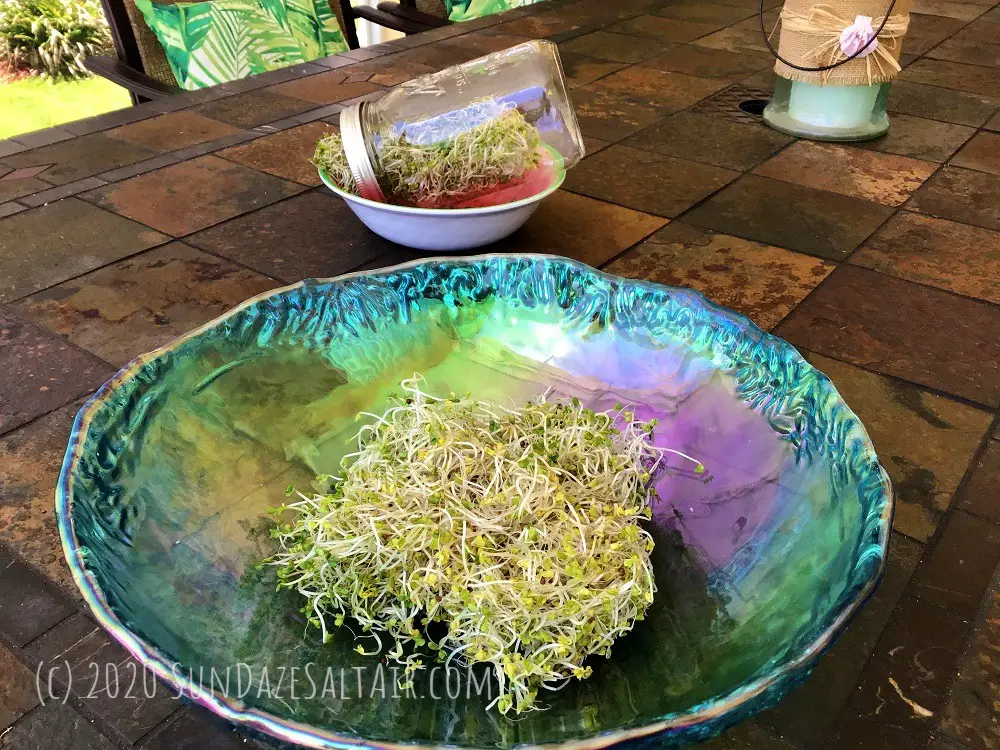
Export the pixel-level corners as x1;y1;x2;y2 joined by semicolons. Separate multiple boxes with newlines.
57;255;891;749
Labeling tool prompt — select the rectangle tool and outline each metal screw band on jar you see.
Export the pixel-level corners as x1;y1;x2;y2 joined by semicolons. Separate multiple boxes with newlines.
339;104;386;203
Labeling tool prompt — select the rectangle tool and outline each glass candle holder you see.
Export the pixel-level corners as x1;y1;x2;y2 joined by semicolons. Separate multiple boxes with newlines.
763;76;891;141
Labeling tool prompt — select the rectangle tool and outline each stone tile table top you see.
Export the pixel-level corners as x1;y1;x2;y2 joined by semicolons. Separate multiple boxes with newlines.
2;0;1000;747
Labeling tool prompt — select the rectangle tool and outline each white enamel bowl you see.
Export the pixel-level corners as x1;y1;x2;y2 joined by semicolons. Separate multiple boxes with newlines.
318;168;565;253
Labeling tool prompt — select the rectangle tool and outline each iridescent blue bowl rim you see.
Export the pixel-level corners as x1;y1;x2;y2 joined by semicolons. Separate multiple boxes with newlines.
55;254;894;750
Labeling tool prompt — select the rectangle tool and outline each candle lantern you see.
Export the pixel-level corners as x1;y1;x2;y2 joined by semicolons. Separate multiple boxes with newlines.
762;0;910;141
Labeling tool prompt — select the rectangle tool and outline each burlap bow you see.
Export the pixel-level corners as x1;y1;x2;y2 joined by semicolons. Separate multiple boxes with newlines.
773;0;911;86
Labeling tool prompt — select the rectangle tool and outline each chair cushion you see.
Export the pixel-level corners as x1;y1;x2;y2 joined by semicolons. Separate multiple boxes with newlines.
443;0;545;22
134;0;349;91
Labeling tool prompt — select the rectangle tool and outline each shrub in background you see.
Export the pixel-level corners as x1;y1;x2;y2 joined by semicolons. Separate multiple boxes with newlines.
0;0;111;79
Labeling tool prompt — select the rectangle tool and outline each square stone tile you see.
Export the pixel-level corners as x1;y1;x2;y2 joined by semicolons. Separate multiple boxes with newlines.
0;176;49;203
23;612;99;663
24;614;181;742
564;144;738;217
901;58;999;96
570;86;666;141
15;243;278;367
805;355;992;541
860;113;975;162
655;2;755;25
938;577;1000;750
606;14;722;42
832;595;970;750
0;703;117;750
927;35;1000;67
218;121;333;186
495;11;587;38
910;0;987;19
927;734;977;750
988;111;1000;132
699;721;797;750
1;165;49;181
393;42;480;70
0;133;159;187
592;67;729;114
692;23;774;56
0;140;27;158
194;90;314;129
42;630;180;743
753;141;937;206
951;131;1000;175
267;70;384;105
684;175;894;260
903;13;969;55
912;509;1000;617
558;53;629;89
623;112;791;170
955;438;1000;522
582;136;611;155
0;646;39;730
0;308;112;435
0;199;168;303
639;45;771;81
956;17;1000;43
775;265;1000;407
494;190;666;267
332;58;437;88
188;189;403;281
0;202;26;219
141;706;269;750
106;111;241;153
689;0;782;8
739;66;777;90
0;558;75;646
888;82;1000;127
0;402;86;595
444;31;533;55
852;211;1000;304
761;532;923;745
559;31;667;63
83;155;304;236
908;165;1000;232
13;127;74;149
606;222;834;329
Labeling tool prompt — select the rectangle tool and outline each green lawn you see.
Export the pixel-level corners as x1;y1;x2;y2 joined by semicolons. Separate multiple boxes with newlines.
0;75;132;139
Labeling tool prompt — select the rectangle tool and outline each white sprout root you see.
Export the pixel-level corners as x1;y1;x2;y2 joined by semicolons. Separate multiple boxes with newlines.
268;376;705;714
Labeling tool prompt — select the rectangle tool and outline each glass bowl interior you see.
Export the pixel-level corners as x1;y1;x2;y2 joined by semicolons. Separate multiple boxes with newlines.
59;256;891;749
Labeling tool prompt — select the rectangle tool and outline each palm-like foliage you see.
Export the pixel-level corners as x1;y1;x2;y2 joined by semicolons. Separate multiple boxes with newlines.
444;0;543;22
135;0;347;90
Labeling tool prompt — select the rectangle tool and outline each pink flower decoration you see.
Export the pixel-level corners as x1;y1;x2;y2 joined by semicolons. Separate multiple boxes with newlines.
840;15;879;58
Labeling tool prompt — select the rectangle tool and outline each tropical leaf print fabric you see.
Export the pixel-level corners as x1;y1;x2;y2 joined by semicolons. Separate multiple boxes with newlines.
135;0;348;90
443;0;545;22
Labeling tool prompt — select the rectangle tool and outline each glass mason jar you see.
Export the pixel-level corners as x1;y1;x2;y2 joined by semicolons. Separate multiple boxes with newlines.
339;40;585;208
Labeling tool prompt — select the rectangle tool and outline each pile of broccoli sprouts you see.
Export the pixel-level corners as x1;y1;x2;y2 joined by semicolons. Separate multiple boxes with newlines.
269;377;706;713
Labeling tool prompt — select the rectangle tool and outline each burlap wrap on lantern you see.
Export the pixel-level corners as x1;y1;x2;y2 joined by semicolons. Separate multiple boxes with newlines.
773;0;911;86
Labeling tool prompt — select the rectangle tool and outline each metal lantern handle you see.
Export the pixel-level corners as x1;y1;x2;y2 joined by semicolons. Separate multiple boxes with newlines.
759;0;899;72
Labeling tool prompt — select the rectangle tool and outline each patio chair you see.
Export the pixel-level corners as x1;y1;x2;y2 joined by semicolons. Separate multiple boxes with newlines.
88;0;436;101
375;0;546;26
